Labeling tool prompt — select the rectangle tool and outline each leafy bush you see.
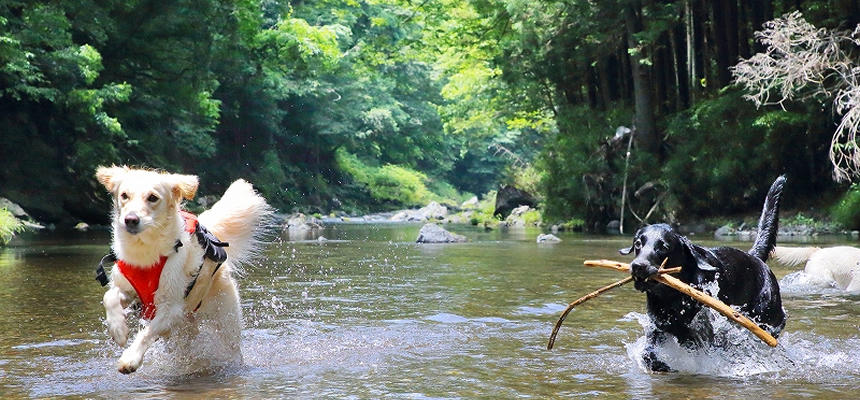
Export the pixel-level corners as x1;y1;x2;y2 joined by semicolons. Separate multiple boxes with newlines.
336;148;466;207
469;190;501;226
560;218;585;231
832;185;860;229
520;209;542;226
371;165;430;205
0;209;24;244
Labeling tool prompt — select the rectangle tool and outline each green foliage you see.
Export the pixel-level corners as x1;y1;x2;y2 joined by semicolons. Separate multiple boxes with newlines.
520;209;542;226
372;165;431;206
0;0;848;228
0;209;24;245
559;218;585;231
539;103;634;225
336;148;466;207
662;90;831;218
468;191;501;227
832;185;860;229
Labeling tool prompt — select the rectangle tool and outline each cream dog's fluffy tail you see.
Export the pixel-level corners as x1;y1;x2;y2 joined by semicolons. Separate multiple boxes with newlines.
770;245;821;267
198;179;273;272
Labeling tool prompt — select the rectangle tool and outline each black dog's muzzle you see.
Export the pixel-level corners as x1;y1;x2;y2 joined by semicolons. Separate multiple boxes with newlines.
631;261;660;291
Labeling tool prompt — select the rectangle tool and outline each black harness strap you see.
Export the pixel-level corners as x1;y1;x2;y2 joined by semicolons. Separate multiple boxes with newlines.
182;222;229;306
95;252;117;287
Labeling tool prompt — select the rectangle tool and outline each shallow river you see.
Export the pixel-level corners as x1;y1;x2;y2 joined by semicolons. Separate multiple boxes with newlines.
1;224;858;398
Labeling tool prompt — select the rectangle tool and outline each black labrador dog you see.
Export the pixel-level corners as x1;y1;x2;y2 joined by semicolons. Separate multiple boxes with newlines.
620;176;787;371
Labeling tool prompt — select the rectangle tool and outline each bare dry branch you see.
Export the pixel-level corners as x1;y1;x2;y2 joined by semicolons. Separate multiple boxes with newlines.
732;12;860;181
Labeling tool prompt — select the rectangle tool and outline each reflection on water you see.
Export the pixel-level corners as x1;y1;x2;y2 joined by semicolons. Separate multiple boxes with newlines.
0;225;859;398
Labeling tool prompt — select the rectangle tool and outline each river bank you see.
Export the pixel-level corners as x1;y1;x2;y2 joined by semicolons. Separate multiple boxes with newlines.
307;203;859;243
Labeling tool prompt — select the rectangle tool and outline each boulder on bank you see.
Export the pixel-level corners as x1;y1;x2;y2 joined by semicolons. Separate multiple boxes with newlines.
390;201;448;222
606;220;620;234
502;205;539;228
0;197;45;230
284;213;324;240
0;197;29;219
494;185;537;218
416;223;467;243
460;196;479;209
536;233;561;243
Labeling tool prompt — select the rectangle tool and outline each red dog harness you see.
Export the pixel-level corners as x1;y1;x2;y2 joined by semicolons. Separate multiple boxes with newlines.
95;211;229;319
116;211;198;320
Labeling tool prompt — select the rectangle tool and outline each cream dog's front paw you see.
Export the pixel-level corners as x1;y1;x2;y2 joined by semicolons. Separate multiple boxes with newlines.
117;348;143;374
108;319;129;347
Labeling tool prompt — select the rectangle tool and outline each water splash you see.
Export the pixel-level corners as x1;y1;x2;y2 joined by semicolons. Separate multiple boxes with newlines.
780;271;841;295
623;309;860;381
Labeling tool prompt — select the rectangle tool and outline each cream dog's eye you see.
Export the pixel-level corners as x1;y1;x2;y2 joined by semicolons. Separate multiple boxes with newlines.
147;194;159;202
120;193;129;201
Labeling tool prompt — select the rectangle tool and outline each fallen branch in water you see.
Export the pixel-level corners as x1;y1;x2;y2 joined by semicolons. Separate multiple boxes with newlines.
546;260;680;350
549;259;779;349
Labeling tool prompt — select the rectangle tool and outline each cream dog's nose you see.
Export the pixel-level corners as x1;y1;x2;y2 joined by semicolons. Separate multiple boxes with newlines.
124;212;140;228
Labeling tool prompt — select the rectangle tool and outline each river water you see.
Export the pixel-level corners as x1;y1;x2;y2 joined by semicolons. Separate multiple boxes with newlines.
0;224;858;398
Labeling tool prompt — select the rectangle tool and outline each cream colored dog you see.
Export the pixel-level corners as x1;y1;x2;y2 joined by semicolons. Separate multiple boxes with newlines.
772;245;860;292
96;166;271;374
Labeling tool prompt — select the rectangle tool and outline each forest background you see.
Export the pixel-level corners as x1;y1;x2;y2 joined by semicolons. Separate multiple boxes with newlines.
2;0;860;232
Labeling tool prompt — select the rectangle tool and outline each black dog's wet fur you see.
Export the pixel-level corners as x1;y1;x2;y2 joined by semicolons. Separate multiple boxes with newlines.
620;176;787;372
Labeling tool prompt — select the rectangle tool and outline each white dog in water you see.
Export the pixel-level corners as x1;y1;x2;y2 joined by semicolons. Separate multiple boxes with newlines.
96;166;271;374
771;245;860;292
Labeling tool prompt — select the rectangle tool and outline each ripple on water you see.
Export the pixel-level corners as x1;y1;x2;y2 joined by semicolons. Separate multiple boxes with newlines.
514;303;567;316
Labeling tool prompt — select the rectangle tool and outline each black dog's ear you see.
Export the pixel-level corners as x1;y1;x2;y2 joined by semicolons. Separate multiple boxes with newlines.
680;235;718;271
620;228;642;255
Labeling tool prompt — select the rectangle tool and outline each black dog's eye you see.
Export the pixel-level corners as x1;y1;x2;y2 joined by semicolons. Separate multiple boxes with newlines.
147;194;159;202
634;240;642;250
656;241;668;251
120;192;129;201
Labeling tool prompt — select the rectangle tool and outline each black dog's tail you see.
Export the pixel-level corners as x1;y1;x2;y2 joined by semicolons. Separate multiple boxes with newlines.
749;175;786;262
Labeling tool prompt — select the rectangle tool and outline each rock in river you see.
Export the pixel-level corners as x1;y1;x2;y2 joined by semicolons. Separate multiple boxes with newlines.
536;233;561;243
416;223;467;243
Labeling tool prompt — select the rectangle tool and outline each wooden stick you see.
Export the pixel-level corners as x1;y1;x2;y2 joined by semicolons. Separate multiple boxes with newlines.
652;273;778;347
584;259;681;275
546;263;681;350
580;259;779;347
547;276;632;350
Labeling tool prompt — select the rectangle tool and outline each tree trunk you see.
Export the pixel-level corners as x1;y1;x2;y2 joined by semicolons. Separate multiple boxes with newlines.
654;34;668;115
598;57;613;108
738;0;751;59
671;15;689;108
749;0;768;54
624;1;659;154
724;0;740;64
711;0;732;88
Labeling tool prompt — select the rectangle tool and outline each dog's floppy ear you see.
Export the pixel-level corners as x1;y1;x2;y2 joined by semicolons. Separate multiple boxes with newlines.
679;235;717;271
95;165;128;193
619;228;641;255
169;173;199;201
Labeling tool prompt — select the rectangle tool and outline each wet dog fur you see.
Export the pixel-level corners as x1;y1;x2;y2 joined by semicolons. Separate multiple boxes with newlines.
772;245;860;292
96;166;271;374
620;176;787;372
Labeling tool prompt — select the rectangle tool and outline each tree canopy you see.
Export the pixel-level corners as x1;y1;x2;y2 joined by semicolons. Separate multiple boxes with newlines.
0;0;857;229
